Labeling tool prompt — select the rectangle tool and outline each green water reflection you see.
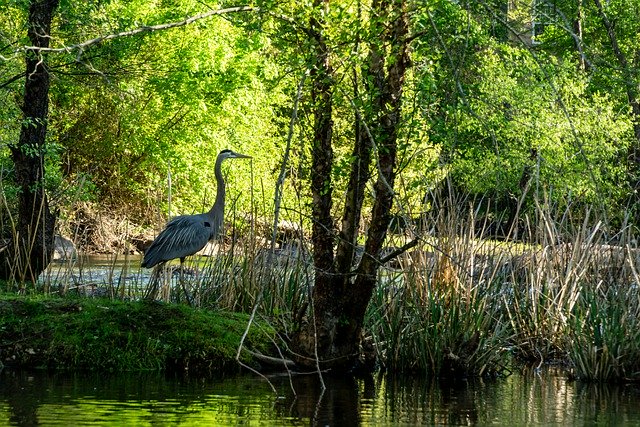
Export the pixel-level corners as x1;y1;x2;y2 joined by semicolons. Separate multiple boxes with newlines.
1;368;640;426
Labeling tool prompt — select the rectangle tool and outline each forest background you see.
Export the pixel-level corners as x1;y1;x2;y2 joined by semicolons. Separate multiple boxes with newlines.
2;0;637;246
2;0;638;247
2;0;640;373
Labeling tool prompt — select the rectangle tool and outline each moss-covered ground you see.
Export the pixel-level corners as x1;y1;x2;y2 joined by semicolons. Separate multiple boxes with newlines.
0;295;275;373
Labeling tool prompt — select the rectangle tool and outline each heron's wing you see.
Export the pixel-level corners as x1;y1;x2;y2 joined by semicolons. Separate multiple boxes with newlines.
141;214;213;268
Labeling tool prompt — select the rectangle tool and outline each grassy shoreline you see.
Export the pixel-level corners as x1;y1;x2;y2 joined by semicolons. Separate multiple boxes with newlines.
4;201;640;383
0;295;275;373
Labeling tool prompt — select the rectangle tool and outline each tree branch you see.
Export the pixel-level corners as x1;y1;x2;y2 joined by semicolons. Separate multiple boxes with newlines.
23;6;258;54
378;237;419;265
0;72;26;90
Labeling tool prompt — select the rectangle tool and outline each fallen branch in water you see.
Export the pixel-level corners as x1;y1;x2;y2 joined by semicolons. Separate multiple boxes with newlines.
242;348;297;369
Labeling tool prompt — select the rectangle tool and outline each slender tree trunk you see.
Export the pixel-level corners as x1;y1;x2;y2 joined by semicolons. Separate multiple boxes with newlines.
0;0;59;282
347;0;410;342
334;3;370;275
334;96;372;275
574;0;586;71
592;0;640;200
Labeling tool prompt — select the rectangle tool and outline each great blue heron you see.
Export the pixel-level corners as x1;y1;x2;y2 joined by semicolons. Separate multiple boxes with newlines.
142;149;251;299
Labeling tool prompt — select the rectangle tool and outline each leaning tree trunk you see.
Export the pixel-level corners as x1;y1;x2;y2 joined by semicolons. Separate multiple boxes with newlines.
292;0;409;370
0;0;59;282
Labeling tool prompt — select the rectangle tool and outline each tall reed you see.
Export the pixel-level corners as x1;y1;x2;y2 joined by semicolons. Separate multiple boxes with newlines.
503;201;640;378
366;195;514;377
568;282;640;382
193;237;312;320
7;180;640;382
562;217;640;382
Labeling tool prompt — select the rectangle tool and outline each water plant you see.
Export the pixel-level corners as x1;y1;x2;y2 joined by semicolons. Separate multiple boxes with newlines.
568;283;640;382
5;188;640;382
365;198;514;377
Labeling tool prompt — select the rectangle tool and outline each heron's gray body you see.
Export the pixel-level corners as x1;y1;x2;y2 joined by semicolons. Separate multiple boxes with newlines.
141;149;250;269
141;212;221;267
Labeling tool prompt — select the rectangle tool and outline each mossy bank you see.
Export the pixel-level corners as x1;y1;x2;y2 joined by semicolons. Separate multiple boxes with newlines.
0;296;275;373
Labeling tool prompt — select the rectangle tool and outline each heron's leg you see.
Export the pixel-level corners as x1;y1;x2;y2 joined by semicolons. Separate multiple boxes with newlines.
179;258;184;301
179;257;194;306
144;264;162;300
160;263;171;302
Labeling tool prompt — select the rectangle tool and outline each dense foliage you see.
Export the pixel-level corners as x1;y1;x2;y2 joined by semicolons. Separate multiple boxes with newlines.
2;1;289;225
1;0;637;233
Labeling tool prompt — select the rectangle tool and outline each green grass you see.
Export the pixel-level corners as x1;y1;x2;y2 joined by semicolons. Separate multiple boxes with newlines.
567;285;640;382
0;295;275;372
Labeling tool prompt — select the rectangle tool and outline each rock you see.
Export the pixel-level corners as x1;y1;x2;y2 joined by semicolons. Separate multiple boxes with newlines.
53;235;77;261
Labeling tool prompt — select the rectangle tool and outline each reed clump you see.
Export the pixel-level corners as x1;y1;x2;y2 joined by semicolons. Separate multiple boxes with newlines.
501;206;640;381
5;192;640;382
568;283;640;382
365;198;514;377
365;193;640;382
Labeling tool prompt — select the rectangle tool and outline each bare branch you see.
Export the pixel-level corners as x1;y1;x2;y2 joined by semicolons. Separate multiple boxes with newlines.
242;349;297;369
271;69;308;254
0;72;26;90
378;237;419;265
23;6;258;55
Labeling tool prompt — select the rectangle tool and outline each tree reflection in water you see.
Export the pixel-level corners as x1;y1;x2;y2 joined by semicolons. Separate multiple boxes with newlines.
2;367;640;425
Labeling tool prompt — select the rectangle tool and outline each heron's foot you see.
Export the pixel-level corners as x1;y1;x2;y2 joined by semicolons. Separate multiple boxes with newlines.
169;266;197;277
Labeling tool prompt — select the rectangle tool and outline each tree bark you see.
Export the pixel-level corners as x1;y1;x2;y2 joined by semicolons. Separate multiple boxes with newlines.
0;0;59;282
292;0;409;370
592;0;640;199
308;0;336;296
348;0;410;343
574;0;586;71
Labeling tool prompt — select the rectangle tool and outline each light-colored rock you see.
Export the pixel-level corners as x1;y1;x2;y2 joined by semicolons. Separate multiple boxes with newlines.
53;235;77;261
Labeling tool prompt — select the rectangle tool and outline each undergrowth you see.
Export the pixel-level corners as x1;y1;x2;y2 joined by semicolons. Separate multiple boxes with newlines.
4;195;640;383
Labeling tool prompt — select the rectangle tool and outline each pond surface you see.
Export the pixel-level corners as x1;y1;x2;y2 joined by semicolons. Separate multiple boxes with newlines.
21;256;640;425
2;367;640;426
39;254;149;295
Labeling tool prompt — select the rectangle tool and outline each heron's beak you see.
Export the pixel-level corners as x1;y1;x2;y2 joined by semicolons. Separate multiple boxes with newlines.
234;153;252;159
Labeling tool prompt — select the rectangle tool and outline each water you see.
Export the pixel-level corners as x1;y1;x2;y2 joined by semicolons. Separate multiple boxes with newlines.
40;255;148;293
22;257;640;424
2;367;640;426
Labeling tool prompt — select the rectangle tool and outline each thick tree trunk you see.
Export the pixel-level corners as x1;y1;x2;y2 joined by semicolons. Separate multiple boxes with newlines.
0;0;59;282
292;0;409;371
290;0;339;367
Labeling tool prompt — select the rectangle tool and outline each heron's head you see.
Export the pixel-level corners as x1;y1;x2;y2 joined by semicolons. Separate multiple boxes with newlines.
219;149;252;160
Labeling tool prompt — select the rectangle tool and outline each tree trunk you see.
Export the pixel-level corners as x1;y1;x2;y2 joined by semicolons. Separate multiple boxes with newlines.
347;0;410;350
0;0;59;282
307;0;336;307
574;0;586;71
292;0;409;371
592;0;640;201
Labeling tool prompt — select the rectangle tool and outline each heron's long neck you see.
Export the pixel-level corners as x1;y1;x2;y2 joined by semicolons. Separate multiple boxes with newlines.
209;157;225;215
